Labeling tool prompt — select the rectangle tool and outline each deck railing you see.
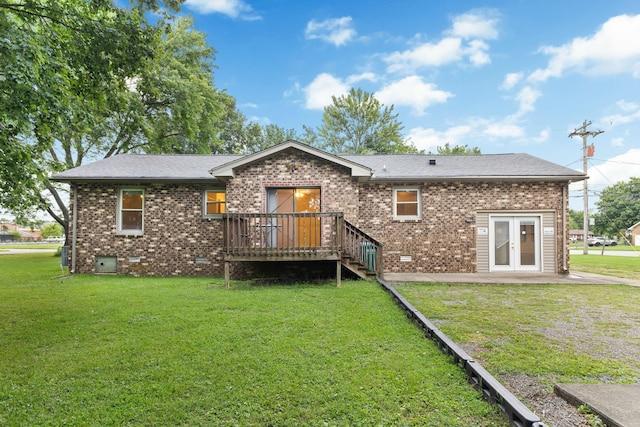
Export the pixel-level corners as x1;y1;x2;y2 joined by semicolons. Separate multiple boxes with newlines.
223;213;383;276
343;219;384;276
223;212;343;259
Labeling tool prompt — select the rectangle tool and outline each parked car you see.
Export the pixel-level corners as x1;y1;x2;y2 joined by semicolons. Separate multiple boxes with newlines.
587;237;617;246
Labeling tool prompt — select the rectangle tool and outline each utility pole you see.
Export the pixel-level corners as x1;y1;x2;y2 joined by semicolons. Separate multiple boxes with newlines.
569;120;603;254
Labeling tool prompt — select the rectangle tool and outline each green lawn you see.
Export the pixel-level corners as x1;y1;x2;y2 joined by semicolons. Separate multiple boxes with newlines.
570;242;638;252
571;254;640;280
396;283;640;386
0;253;504;426
0;242;62;250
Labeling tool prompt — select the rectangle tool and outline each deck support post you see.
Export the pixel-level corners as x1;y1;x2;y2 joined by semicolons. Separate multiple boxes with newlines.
336;260;341;288
224;261;230;289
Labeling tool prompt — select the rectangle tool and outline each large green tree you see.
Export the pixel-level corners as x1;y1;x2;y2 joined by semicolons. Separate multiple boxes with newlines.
1;0;157;217
1;1;240;242
304;88;418;154
569;209;583;230
593;177;640;236
216;100;299;154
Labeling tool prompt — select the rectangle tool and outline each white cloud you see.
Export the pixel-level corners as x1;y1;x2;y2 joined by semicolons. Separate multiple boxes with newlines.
534;128;550;143
586;148;640;188
408;124;485;153
611;137;624;147
514;86;541;116
500;72;523;90
569;148;640;210
303;73;349;109
375;76;453;115
617;99;638;112
384;10;498;73
529;14;640;82
346;72;378;84
448;10;499;40
602;100;640;126
407;127;445;153
305;17;356;46
184;0;259;19
384;37;463;72
465;40;491;66
482;122;525;139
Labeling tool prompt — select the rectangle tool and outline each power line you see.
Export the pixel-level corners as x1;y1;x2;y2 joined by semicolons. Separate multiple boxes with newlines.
568;120;603;254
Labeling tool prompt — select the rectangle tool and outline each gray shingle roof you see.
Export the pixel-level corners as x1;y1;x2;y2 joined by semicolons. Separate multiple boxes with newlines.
52;154;243;182
344;153;585;180
52;149;585;183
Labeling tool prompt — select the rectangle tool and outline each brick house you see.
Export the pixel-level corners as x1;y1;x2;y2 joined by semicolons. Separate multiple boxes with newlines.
628;221;640;246
52;140;586;284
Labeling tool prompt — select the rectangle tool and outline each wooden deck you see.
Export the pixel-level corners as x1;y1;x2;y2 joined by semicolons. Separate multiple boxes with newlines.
222;212;383;287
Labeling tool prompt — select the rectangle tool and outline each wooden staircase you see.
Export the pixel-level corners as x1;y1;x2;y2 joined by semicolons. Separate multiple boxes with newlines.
341;219;383;279
341;255;377;279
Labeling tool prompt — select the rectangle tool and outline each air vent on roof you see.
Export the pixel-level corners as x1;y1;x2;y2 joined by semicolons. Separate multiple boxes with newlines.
429;159;436;165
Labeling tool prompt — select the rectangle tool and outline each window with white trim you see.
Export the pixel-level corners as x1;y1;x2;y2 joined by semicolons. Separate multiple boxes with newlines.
204;189;226;216
118;189;144;234
393;188;421;220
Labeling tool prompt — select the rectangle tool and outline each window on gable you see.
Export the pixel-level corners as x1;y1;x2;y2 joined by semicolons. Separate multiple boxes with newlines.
204;189;226;215
118;189;144;234
393;188;421;220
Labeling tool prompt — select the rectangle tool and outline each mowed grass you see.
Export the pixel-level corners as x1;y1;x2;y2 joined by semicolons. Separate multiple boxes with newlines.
571;254;640;280
396;283;640;386
0;253;504;426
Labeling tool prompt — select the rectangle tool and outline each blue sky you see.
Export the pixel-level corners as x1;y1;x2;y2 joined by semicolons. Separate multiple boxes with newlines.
180;0;640;212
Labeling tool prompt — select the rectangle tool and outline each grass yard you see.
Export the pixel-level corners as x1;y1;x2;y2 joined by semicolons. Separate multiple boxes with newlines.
0;243;62;250
0;253;504;426
396;283;640;385
570;253;640;280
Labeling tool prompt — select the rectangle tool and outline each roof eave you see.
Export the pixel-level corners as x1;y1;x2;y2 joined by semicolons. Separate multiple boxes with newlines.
369;175;587;182
51;177;221;184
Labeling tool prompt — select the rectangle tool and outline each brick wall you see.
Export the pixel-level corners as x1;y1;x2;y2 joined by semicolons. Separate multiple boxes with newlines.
71;183;226;276
357;181;566;273
225;148;359;220
68;152;568;277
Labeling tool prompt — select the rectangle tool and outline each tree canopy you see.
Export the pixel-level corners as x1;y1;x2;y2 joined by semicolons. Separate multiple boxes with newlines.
0;0;246;241
304;88;418;155
432;143;481;155
593;177;640;236
1;0;156;223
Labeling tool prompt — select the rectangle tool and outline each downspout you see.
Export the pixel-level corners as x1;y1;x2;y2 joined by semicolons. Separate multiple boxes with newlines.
71;183;78;274
562;184;567;273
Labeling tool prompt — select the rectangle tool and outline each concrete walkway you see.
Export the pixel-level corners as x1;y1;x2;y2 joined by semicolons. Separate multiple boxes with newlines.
555;384;640;427
384;270;640;427
383;271;640;287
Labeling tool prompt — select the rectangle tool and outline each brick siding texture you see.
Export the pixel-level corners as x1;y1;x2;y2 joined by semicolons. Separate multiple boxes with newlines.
356;181;566;273
68;151;568;277
71;183;226;276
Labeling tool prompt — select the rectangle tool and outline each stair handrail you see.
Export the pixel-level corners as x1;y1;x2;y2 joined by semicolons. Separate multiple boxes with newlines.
343;219;383;276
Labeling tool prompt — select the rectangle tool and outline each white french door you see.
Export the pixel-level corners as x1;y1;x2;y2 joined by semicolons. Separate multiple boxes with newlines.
489;216;541;271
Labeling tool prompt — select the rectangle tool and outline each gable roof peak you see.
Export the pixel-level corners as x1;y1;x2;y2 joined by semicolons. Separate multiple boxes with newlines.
209;140;372;179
